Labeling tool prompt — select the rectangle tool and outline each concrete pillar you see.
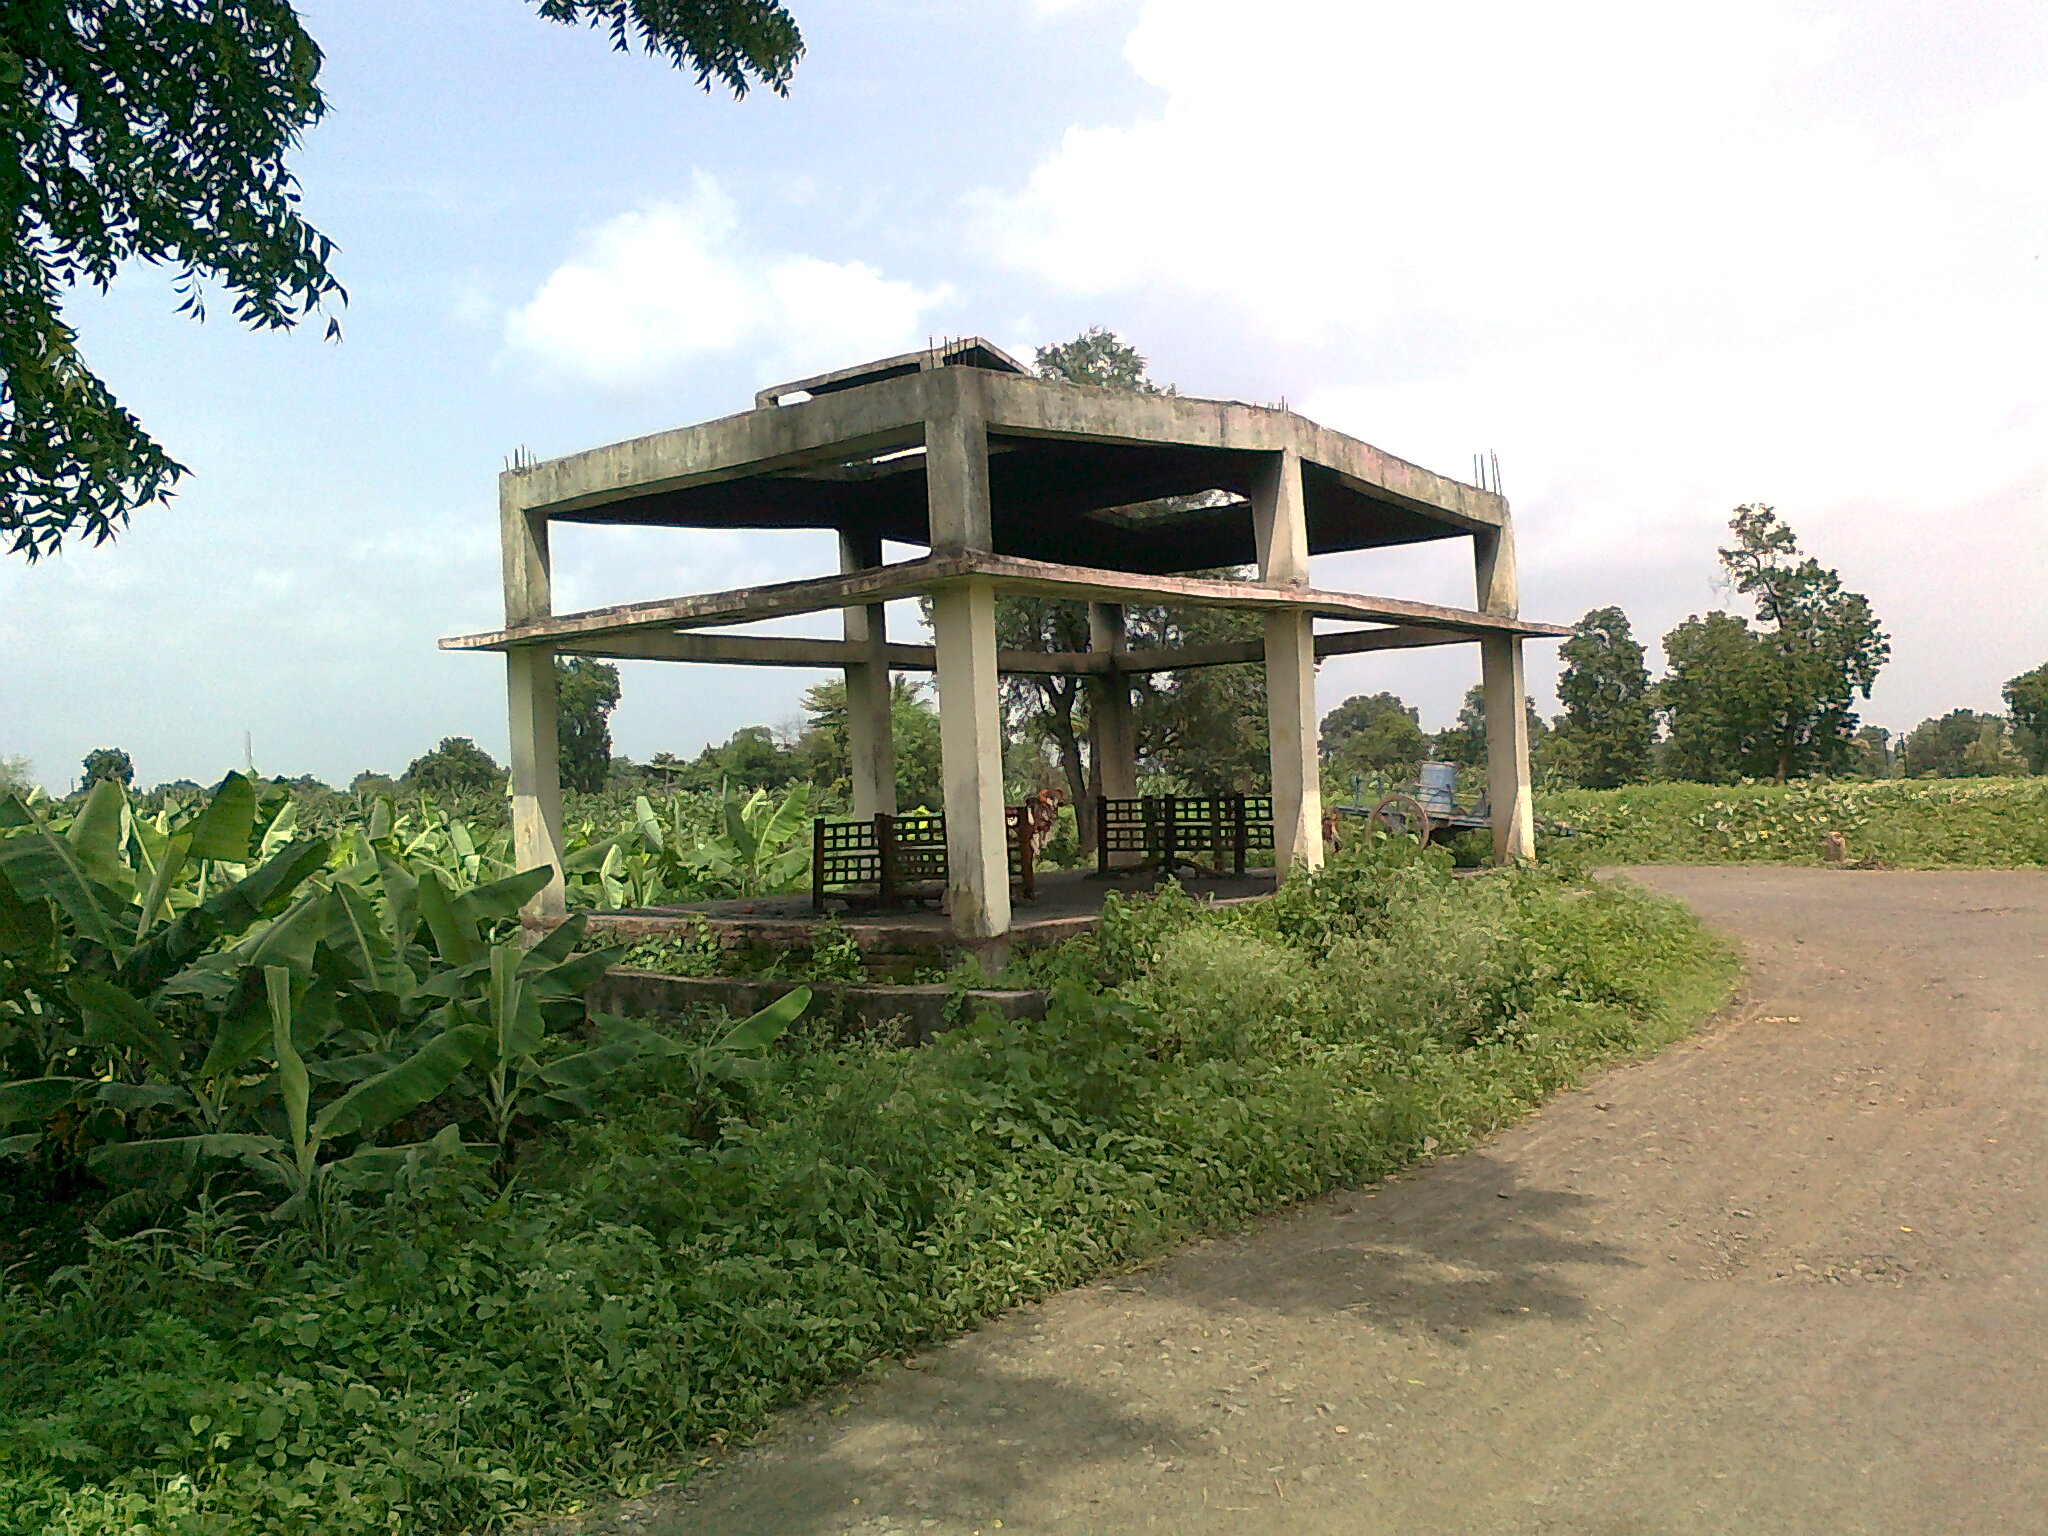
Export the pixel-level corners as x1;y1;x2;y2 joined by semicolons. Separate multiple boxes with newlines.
839;528;896;818
1087;603;1138;800
500;484;566;921
1252;448;1322;877
926;394;1010;939
1474;523;1536;863
932;580;1011;940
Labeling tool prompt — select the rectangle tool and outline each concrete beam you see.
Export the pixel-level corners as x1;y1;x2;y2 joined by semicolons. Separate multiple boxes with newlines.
500;369;936;518
558;622;1477;676
442;554;1570;654
978;371;1505;532
501;364;1505;536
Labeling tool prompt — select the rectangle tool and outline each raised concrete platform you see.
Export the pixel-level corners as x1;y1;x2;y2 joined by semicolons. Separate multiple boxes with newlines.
580;866;1278;966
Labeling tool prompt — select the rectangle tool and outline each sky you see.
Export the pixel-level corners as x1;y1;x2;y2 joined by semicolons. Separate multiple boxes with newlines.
2;0;2044;791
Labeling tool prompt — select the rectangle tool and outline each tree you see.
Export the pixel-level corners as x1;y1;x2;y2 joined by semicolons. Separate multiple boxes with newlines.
0;754;36;797
1717;505;1888;780
1320;692;1425;783
80;746;133;788
1656;611;1777;782
1034;327;1161;392
2005;662;2048;774
1130;602;1267;793
555;656;621;793
1901;711;2024;778
2;2;802;560
795;675;941;809
1851;725;1896;778
1428;686;1546;773
1553;606;1654;787
404;737;503;796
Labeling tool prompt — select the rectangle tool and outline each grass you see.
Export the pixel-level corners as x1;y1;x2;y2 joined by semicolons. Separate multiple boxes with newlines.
1539;777;2048;869
0;846;1736;1535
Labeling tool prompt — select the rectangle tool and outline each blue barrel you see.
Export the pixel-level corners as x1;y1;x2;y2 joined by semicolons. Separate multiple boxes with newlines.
1417;761;1458;816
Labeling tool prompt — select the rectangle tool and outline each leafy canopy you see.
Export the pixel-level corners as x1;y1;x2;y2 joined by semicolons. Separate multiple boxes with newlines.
556;657;622;795
1554;606;1654;788
1657;505;1887;782
1320;692;1425;782
404;737;504;797
1;0;802;559
80;746;134;788
2004;661;2048;775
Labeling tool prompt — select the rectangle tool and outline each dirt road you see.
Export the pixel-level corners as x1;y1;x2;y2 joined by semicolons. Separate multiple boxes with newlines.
617;868;2048;1536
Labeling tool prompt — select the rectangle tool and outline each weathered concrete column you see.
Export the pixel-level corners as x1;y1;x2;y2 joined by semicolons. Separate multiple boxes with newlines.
1475;522;1536;863
839;528;896;818
927;392;1010;940
1087;603;1138;799
500;483;566;922
1086;602;1138;865
1252;447;1323;877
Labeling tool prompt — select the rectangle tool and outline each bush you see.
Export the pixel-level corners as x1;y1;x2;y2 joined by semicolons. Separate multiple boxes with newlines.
0;846;1735;1535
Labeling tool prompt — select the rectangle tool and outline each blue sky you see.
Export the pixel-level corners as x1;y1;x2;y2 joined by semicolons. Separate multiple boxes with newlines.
3;0;2044;790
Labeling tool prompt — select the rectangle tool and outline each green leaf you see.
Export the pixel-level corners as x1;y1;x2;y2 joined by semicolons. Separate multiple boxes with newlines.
757;782;812;850
313;1023;486;1141
231;891;326;978
186;772;259;861
0;868;56;959
269;968;311;1165
523;910;590;967
535;1037;648;1091
69;975;180;1075
0;1077;90;1127
488;944;544;1061
524;947;613;999
716;985;810;1052
417;872;479;967
0;1133;43;1158
65;778;130;889
633;795;664;852
133;832;191;940
89;1134;286;1188
123;837;330;992
95;1081;191;1113
452;866;550;929
0;796;122;951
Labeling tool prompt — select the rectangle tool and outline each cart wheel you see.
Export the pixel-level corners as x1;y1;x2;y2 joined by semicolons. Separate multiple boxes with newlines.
1370;794;1436;848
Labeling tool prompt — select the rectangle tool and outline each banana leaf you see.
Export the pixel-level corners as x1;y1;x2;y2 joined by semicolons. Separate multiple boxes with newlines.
65;779;131;893
70;975;182;1075
0;794;123;951
0;1077;91;1126
89;1133;287;1188
312;1023;486;1141
0;868;55;958
122;836;330;990
185;773;259;862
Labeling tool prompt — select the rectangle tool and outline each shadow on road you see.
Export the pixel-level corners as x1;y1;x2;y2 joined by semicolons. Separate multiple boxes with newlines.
1151;1152;1640;1340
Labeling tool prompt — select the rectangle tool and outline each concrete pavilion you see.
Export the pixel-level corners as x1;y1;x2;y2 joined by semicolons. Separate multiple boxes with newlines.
441;340;1570;943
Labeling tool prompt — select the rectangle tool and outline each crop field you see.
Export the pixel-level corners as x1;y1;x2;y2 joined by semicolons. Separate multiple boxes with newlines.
1538;777;2048;869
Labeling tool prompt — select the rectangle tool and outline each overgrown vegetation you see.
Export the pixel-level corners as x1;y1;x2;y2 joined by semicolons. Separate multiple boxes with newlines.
1540;777;2048;868
0;829;1734;1535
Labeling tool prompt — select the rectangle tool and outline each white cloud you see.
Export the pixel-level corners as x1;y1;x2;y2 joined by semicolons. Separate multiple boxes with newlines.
505;173;951;388
971;0;2048;725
